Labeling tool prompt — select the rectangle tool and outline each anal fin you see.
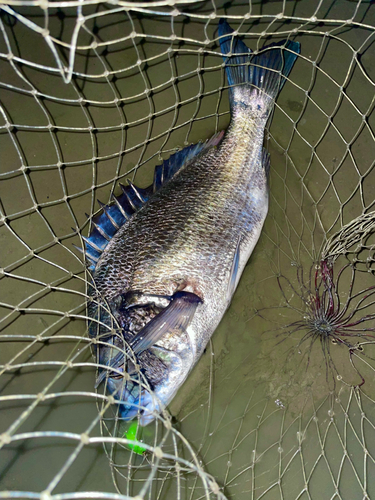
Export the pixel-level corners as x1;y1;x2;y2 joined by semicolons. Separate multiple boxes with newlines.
262;148;270;177
228;237;241;301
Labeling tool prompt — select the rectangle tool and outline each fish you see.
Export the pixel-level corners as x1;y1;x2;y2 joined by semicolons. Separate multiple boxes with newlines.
84;20;300;426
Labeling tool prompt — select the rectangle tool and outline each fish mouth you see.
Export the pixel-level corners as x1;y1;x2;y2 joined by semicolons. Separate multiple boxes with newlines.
99;339;186;426
106;375;163;426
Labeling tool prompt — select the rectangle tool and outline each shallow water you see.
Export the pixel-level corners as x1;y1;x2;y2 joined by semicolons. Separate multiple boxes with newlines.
1;1;375;499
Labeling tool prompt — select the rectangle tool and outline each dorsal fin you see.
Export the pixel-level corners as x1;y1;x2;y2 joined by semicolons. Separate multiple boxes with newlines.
81;130;224;270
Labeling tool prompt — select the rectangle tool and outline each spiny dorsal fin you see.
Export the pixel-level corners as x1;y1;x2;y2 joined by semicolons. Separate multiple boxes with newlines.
152;131;224;192
81;130;224;270
127;179;147;203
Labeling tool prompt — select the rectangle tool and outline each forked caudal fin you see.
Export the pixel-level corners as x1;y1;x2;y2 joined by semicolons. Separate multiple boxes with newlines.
218;19;300;113
78;131;224;270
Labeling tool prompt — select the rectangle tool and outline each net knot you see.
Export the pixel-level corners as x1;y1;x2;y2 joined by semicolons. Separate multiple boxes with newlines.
153;446;163;459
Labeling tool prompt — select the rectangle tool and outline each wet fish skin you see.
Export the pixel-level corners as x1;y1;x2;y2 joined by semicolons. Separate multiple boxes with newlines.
88;20;300;425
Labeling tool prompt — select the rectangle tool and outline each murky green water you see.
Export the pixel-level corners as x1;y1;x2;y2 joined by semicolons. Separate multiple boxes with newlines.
1;1;375;498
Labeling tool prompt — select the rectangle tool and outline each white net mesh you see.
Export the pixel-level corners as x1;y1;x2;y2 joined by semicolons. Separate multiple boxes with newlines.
2;0;375;499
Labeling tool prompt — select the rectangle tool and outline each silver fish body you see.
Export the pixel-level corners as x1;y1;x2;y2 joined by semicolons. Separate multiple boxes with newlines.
87;20;300;425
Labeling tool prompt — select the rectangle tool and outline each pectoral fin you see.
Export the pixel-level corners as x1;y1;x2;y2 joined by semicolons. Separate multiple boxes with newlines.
95;291;202;388
130;291;202;355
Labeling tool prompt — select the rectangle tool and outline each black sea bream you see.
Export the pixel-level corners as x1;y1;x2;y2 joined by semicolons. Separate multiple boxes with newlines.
84;20;300;425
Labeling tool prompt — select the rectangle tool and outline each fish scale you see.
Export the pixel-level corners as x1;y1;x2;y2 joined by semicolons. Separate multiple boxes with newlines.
86;19;300;425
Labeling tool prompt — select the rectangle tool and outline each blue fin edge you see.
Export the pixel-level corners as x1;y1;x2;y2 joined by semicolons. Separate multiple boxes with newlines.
80;131;224;270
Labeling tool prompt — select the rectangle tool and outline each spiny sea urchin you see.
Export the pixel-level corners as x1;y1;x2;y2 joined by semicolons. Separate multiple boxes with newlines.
275;258;375;387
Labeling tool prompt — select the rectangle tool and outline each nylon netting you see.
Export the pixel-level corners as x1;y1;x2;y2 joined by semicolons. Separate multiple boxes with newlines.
1;1;375;499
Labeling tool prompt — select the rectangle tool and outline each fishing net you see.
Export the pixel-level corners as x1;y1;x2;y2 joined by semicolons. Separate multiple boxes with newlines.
1;0;375;498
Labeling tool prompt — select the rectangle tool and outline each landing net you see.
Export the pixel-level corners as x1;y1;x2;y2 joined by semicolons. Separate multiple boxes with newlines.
1;1;375;499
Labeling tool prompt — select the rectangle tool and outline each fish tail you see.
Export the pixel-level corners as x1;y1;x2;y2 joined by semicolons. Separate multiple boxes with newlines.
218;19;300;116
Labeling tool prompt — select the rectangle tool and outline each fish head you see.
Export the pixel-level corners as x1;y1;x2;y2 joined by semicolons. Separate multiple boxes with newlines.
91;290;199;426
